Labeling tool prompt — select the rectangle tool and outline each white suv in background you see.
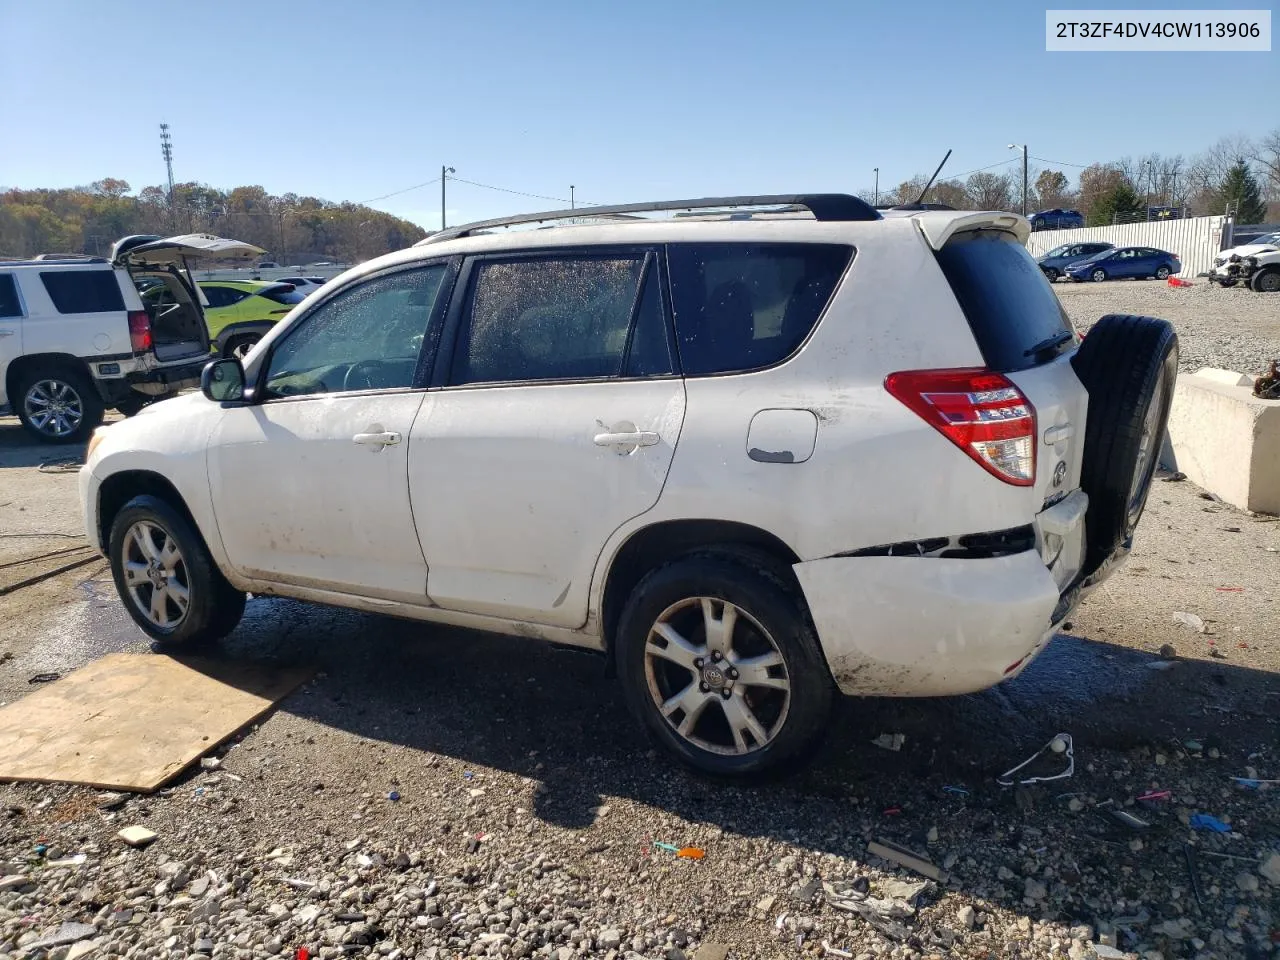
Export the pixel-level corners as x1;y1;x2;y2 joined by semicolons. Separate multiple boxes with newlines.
0;235;262;443
79;196;1177;776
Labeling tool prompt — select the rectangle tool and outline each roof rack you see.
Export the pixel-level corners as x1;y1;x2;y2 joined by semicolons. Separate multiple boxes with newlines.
418;193;881;245
1;255;108;265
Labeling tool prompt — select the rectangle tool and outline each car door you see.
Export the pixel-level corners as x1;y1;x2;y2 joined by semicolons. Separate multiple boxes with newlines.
408;248;685;628
207;261;456;602
0;273;24;395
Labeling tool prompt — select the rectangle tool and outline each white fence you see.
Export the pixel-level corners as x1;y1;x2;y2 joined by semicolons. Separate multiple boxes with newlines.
1024;216;1229;278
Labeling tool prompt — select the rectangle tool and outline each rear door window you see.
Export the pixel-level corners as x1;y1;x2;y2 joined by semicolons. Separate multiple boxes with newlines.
260;286;306;306
0;274;21;318
40;270;125;314
934;230;1074;372
666;243;852;376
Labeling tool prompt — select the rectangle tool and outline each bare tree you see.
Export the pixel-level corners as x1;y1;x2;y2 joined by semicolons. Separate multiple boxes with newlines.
1251;128;1280;201
965;172;1015;211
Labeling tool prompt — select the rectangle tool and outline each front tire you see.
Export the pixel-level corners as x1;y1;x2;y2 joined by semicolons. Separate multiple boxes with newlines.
615;552;833;778
1090;268;1108;282
1251;268;1280;293
108;494;245;648
14;365;104;444
1042;268;1060;282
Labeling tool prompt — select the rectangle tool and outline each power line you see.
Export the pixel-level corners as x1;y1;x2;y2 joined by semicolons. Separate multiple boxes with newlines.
448;176;605;208
943;156;1021;182
359;177;442;205
1030;155;1090;169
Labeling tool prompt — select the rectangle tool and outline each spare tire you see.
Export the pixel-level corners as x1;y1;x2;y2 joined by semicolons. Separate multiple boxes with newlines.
1071;314;1178;579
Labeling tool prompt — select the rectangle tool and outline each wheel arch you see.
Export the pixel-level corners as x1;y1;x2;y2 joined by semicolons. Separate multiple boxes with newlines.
97;470;207;559
215;321;276;354
5;352;95;404
597;518;802;655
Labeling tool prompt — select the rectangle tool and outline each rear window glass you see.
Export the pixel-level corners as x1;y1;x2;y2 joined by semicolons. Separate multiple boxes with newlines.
667;243;851;376
260;286;306;305
934;231;1073;372
40;270;125;314
0;275;21;318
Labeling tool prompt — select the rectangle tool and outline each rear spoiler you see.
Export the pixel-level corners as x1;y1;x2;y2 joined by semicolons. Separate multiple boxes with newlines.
911;212;1031;250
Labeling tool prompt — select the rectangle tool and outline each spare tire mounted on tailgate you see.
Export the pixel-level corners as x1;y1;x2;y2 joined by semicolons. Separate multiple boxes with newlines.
1071;314;1178;580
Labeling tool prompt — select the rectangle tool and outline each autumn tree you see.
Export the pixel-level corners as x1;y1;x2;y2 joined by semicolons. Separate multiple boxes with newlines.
1035;170;1072;209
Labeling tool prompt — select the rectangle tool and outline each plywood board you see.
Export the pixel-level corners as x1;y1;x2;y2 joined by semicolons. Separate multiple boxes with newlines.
0;652;311;792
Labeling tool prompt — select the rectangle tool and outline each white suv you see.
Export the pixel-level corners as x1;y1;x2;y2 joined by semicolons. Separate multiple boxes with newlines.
0;235;262;443
79;196;1177;776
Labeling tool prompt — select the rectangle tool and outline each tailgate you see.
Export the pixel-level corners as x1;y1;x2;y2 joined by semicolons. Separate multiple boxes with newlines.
1005;352;1088;507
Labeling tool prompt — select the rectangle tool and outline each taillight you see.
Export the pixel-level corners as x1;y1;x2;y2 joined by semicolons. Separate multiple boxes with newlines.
128;310;152;352
885;368;1037;486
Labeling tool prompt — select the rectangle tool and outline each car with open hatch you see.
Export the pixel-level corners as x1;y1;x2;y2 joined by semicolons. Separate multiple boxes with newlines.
79;195;1178;777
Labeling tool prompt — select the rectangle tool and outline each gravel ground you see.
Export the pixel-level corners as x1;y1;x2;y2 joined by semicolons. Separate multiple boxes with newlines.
0;284;1277;960
1054;282;1280;377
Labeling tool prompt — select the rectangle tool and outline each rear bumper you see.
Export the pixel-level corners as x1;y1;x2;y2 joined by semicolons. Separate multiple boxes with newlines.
795;549;1071;698
125;356;209;397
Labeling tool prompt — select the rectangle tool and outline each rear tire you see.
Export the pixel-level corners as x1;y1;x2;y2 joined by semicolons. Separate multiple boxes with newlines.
615;550;833;779
14;364;104;444
221;334;261;360
1155;266;1171;280
1071;315;1178;580
108;494;245;648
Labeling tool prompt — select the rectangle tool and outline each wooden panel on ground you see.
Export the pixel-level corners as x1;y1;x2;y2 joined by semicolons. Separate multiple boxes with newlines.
0;652;311;792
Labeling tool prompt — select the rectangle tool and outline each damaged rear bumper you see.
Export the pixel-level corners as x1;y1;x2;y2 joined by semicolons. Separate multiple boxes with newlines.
793;549;1073;698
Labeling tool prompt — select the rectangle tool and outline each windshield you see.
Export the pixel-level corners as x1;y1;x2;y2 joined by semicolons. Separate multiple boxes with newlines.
1044;245;1071;258
1250;232;1280;247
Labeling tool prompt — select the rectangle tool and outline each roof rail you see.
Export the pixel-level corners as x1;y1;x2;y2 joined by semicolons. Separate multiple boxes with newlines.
417;193;881;246
2;255;109;265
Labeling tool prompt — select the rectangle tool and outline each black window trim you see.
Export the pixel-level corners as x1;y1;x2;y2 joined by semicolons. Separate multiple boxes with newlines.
432;244;681;391
662;240;857;380
247;256;460;405
0;273;26;319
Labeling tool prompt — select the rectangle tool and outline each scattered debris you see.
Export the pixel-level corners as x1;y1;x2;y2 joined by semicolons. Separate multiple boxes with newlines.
866;839;943;881
876;878;934;905
27;921;97;950
199;757;221;770
1107;809;1150;831
1158;643;1177;658
676;847;705;860
821;941;853;958
871;733;905;752
96;792;127;811
822;880;914;941
46;853;87;867
27;672;60;684
1259;852;1280;884
117;826;158;848
1189;814;1231;833
1172;611;1206;633
941;785;969;797
1161;471;1187;482
387;791;401;802
1135;789;1171;803
997;733;1074;787
1254;359;1280;399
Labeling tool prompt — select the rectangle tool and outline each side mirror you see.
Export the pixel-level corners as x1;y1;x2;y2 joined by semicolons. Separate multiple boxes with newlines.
201;358;245;402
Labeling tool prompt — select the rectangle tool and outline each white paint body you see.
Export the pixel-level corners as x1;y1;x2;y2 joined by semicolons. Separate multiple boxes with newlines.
82;210;1100;698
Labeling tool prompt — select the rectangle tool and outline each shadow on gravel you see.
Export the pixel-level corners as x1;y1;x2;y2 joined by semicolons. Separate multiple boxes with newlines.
209;594;1278;859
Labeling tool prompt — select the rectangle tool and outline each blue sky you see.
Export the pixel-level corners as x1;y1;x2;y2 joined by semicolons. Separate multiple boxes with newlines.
0;0;1273;229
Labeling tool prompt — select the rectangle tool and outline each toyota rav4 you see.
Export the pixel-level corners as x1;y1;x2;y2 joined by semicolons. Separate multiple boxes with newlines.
79;195;1177;776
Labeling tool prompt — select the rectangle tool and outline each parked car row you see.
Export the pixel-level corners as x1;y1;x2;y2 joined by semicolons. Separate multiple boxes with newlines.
1028;208;1085;231
1036;242;1181;283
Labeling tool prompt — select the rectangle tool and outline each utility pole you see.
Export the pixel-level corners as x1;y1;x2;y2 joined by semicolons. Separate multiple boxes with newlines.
159;123;176;230
1008;143;1028;216
873;168;879;206
441;166;455;229
570;185;575;210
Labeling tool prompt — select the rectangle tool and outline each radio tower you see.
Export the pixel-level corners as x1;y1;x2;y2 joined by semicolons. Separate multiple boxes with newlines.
159;123;176;228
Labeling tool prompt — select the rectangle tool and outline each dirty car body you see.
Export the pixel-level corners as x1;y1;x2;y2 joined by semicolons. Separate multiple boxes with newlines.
80;197;1176;776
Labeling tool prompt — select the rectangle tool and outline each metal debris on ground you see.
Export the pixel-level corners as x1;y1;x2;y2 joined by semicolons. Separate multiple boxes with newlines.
821;941;853;958
1231;776;1279;788
1106;809;1150;831
27;673;60;684
1135;789;1171;803
1184;844;1206;909
1171;611;1206;633
871;733;905;751
866;839;944;881
996;733;1074;787
821;879;914;941
941;785;969;797
1188;813;1231;832
1254;359;1280;399
37;458;84;474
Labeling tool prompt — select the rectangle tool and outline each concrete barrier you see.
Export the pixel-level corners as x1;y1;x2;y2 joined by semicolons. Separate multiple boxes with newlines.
1162;368;1280;514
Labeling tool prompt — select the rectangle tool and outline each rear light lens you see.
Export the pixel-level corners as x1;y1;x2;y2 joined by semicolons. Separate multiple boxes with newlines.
885;368;1037;486
127;310;152;352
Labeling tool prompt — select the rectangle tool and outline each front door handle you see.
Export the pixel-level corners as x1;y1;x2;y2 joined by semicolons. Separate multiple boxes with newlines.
0;330;15;338
353;431;401;447
594;431;660;448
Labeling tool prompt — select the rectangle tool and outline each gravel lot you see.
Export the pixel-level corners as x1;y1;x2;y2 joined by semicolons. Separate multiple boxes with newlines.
0;283;1277;960
1055;281;1279;377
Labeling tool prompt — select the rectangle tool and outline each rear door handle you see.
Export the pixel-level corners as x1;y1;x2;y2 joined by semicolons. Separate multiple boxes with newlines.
594;431;660;448
353;431;401;447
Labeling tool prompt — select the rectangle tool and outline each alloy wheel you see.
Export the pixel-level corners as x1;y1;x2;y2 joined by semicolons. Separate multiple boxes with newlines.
643;597;791;757
121;520;191;632
24;379;84;439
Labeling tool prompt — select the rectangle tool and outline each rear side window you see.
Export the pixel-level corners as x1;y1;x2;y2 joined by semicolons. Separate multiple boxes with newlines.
260;286;306;305
0;274;21;318
201;286;249;308
935;231;1073;373
452;253;671;385
40;270;125;314
667;243;851;376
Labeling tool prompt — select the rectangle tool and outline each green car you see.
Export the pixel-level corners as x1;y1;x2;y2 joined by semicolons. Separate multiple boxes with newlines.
196;280;308;358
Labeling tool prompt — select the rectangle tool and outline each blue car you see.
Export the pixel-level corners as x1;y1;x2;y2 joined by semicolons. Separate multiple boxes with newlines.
1037;241;1114;281
1029;208;1085;231
1066;246;1182;282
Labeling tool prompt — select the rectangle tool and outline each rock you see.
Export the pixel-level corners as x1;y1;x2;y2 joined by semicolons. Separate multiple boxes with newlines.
926;826;938;843
1093;947;1129;960
792;877;822;902
599;930;623;951
265;941;283;955
194;938;214;954
693;946;730;960
755;894;776;914
0;874;33;891
957;906;976;930
66;942;101;960
117;826;158;848
1235;871;1259;892
878;878;933;905
997;866;1015;881
189;876;211;898
1068;798;1085;812
28;922;98;950
1158;643;1177;658
1172;611;1205;633
1259;852;1280;884
1024;877;1047;900
1153;918;1193;940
